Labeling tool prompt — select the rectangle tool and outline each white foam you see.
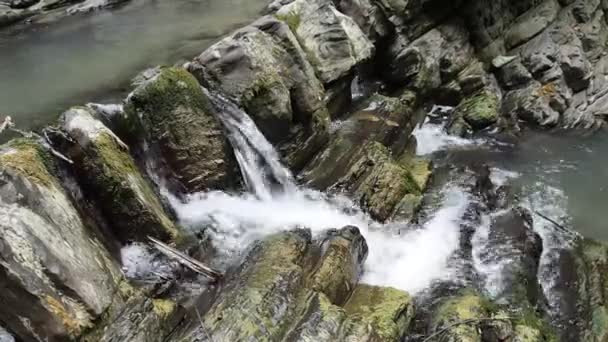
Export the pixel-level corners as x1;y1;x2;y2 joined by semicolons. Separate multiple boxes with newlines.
0;326;14;342
170;185;468;295
489;167;520;187
120;243;175;281
413;119;482;155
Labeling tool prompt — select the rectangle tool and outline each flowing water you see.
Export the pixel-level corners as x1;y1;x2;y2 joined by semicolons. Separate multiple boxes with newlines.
162;94;472;295
0;0;268;131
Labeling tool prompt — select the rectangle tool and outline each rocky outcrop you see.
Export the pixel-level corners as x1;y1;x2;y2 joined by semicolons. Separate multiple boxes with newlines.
429;289;556;342
275;0;374;84
188;17;331;170
302;93;429;221
81;297;184;342
0;138;125;341
173;227;414;341
123;67;239;193
57;107;181;243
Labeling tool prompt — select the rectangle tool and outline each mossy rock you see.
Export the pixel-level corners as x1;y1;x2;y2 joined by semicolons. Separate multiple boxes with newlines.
125;66;238;193
309;226;368;306
0;138;125;341
61;107;181;243
344;284;415;341
455;89;499;130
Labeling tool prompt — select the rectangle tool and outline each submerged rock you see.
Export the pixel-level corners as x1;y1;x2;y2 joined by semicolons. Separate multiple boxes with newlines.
0;138;124;341
124;67;238;193
59;107;181;243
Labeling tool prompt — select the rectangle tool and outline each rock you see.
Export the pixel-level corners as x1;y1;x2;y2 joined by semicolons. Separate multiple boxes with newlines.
554;239;608;341
81;297;184;342
502;81;561;127
504;0;561;50
430;289;556;342
188;17;330;169
310;226;368;305
333;0;391;42
177;229;312;341
0;138;125;341
487;208;544;308
275;0;374;84
58;107;181;243
492;55;518;69
453;89;500;130
175;226;382;341
9;0;37;9
0;6;34;27
430;289;490;341
344;284;415;341
124;67;239;193
495;57;534;90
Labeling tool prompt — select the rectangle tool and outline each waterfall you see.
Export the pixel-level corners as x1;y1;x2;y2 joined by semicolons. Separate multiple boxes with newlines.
162;94;470;295
204;89;296;200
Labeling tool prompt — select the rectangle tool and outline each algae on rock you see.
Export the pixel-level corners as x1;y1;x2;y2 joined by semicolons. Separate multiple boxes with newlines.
124;67;239;193
60;107;181;243
0;138;124;341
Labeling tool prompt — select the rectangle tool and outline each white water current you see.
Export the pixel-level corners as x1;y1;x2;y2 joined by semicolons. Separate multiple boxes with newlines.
163;94;470;295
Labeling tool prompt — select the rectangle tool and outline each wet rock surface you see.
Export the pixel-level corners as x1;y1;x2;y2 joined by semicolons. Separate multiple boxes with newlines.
1;0;608;341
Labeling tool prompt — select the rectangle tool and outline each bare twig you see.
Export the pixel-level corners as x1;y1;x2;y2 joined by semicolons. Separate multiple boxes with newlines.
194;307;214;342
534;211;580;238
147;236;222;281
422;317;514;342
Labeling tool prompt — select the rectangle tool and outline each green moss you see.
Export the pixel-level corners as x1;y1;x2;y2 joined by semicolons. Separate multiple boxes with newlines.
152;299;177;318
309;236;357;305
345;285;414;341
275;10;301;32
456;89;499;130
81;131;180;242
0;138;56;188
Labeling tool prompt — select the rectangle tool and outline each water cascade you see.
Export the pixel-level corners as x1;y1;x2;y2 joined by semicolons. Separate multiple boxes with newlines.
166;94;471;295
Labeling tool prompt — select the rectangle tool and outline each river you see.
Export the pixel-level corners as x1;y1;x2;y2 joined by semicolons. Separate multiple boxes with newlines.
0;0;268;130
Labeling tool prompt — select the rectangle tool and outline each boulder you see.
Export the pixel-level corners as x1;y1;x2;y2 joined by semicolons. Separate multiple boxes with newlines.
81;297;184;342
275;0;374;84
58;107;181;243
188;17;330;169
0;138;125;341
173;226;411;341
452;89;500;130
124;67;239;193
344;284;415;341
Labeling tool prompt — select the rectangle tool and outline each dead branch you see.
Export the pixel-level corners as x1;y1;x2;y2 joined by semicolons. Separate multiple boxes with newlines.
534;211;580;238
422;317;514;342
147;236;222;282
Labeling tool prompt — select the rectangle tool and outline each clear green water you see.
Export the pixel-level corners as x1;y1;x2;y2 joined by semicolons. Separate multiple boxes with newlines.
0;0;268;130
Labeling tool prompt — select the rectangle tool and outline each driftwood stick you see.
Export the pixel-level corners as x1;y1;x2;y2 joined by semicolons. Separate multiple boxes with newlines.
147;236;222;281
422;317;514;342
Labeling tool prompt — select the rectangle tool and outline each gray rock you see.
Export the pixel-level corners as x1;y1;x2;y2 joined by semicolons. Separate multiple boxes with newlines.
58;107;182;243
188;17;330;169
0;138;124;341
275;0;374;84
124;67;239;193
